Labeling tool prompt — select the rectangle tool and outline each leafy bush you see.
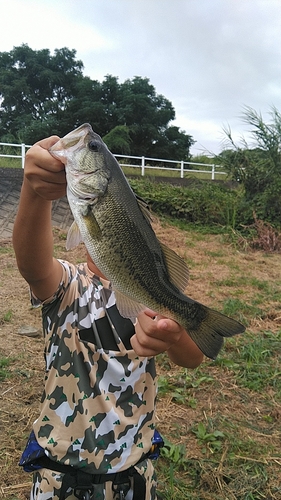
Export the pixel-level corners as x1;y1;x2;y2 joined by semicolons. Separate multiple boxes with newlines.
129;177;242;228
218;106;281;225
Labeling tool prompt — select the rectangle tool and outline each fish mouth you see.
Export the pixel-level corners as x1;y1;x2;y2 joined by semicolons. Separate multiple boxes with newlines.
50;123;94;160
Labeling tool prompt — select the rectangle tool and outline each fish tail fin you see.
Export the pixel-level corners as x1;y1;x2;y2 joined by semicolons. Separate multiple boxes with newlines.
187;306;245;360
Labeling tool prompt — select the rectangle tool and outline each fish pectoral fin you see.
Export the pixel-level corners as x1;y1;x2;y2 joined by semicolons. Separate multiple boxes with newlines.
160;242;189;292
114;289;146;322
83;209;103;237
66;221;83;250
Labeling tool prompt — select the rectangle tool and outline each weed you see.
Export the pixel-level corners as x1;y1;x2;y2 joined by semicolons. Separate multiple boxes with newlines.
0;309;13;324
204;249;225;258
0;356;12;380
192;422;225;453
1;221;280;500
0;246;14;254
218;330;281;394
246;214;281;252
235;331;281;392
249;277;271;292
215;276;247;287
157;460;198;500
161;439;189;469
221;297;263;323
157;369;213;404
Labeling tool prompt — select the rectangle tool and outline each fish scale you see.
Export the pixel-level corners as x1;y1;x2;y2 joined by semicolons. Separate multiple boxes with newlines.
50;123;245;359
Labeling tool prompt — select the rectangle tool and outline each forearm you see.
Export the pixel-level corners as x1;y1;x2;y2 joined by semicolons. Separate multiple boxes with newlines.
13;180;54;283
167;330;204;368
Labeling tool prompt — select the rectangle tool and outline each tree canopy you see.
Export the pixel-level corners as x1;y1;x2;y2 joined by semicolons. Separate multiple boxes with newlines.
0;44;194;159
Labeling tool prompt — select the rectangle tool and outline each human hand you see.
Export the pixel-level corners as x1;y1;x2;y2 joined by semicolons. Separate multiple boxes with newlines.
24;136;66;200
130;309;184;357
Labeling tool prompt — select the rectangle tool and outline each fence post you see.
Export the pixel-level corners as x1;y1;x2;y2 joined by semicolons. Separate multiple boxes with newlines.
21;143;25;169
211;164;215;180
180;161;184;179
141;156;145;176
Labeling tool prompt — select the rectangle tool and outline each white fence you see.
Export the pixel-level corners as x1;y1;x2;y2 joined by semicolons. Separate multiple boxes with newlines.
0;142;29;169
0;141;227;180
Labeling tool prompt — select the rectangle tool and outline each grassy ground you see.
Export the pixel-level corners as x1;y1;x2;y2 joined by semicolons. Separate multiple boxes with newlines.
0;224;280;499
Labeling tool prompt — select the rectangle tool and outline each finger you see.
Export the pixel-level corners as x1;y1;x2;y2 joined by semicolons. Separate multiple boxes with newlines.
130;333;167;357
140;310;181;333
156;317;182;333
34;169;66;185
26;141;64;174
34;135;61;150
139;315;180;339
142;308;158;319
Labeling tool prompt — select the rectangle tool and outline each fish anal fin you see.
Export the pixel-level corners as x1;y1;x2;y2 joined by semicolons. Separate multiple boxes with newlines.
66;221;83;250
114;289;146;323
160;242;189;292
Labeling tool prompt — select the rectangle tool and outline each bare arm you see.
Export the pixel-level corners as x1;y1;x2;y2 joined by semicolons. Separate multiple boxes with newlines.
13;136;67;301
131;309;204;368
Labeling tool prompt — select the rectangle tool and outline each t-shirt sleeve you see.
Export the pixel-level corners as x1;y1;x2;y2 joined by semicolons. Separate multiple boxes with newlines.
30;260;75;307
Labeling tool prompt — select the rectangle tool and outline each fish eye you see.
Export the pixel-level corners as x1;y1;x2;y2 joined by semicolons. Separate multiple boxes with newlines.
88;140;100;152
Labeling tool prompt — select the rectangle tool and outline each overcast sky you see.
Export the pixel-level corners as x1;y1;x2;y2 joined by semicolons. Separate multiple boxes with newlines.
1;0;280;155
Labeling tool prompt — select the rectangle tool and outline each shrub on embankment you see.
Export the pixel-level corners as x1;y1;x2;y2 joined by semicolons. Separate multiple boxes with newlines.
129;177;243;229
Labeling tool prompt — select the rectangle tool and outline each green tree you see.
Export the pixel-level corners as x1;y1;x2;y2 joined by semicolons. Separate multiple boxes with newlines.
218;106;281;224
0;45;194;159
103;125;132;155
151;125;195;161
119;76;176;157
0;44;84;143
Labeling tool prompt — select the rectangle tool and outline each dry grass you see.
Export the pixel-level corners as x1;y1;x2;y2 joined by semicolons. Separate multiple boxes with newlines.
0;225;280;499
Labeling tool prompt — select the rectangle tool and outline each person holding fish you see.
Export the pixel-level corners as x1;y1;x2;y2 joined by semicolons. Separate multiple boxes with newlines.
13;126;244;500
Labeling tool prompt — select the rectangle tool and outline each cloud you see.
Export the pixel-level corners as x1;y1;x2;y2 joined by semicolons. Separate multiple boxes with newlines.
1;0;280;154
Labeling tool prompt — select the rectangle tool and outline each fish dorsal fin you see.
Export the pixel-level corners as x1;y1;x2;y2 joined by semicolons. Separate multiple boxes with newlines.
160;242;189;292
136;195;153;225
113;289;146;323
66;221;83;250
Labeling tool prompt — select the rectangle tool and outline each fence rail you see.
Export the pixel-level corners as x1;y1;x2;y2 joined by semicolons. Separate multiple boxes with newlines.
0;142;227;180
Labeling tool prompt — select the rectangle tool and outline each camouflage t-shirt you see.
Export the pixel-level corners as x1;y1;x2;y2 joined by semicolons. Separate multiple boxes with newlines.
32;260;157;475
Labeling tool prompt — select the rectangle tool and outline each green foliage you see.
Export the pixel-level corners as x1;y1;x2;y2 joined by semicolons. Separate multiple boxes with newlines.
191;154;216;164
217;329;281;394
129;177;242;228
0;356;12;380
0;44;84;143
103;125;132;155
218;106;281;224
0;309;13;323
157;369;212;407
192;422;225;453
0;45;194;158
234;330;281;392
221;298;263;325
161;439;189;469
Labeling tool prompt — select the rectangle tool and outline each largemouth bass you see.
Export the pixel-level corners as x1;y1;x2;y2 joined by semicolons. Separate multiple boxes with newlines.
50;123;245;359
